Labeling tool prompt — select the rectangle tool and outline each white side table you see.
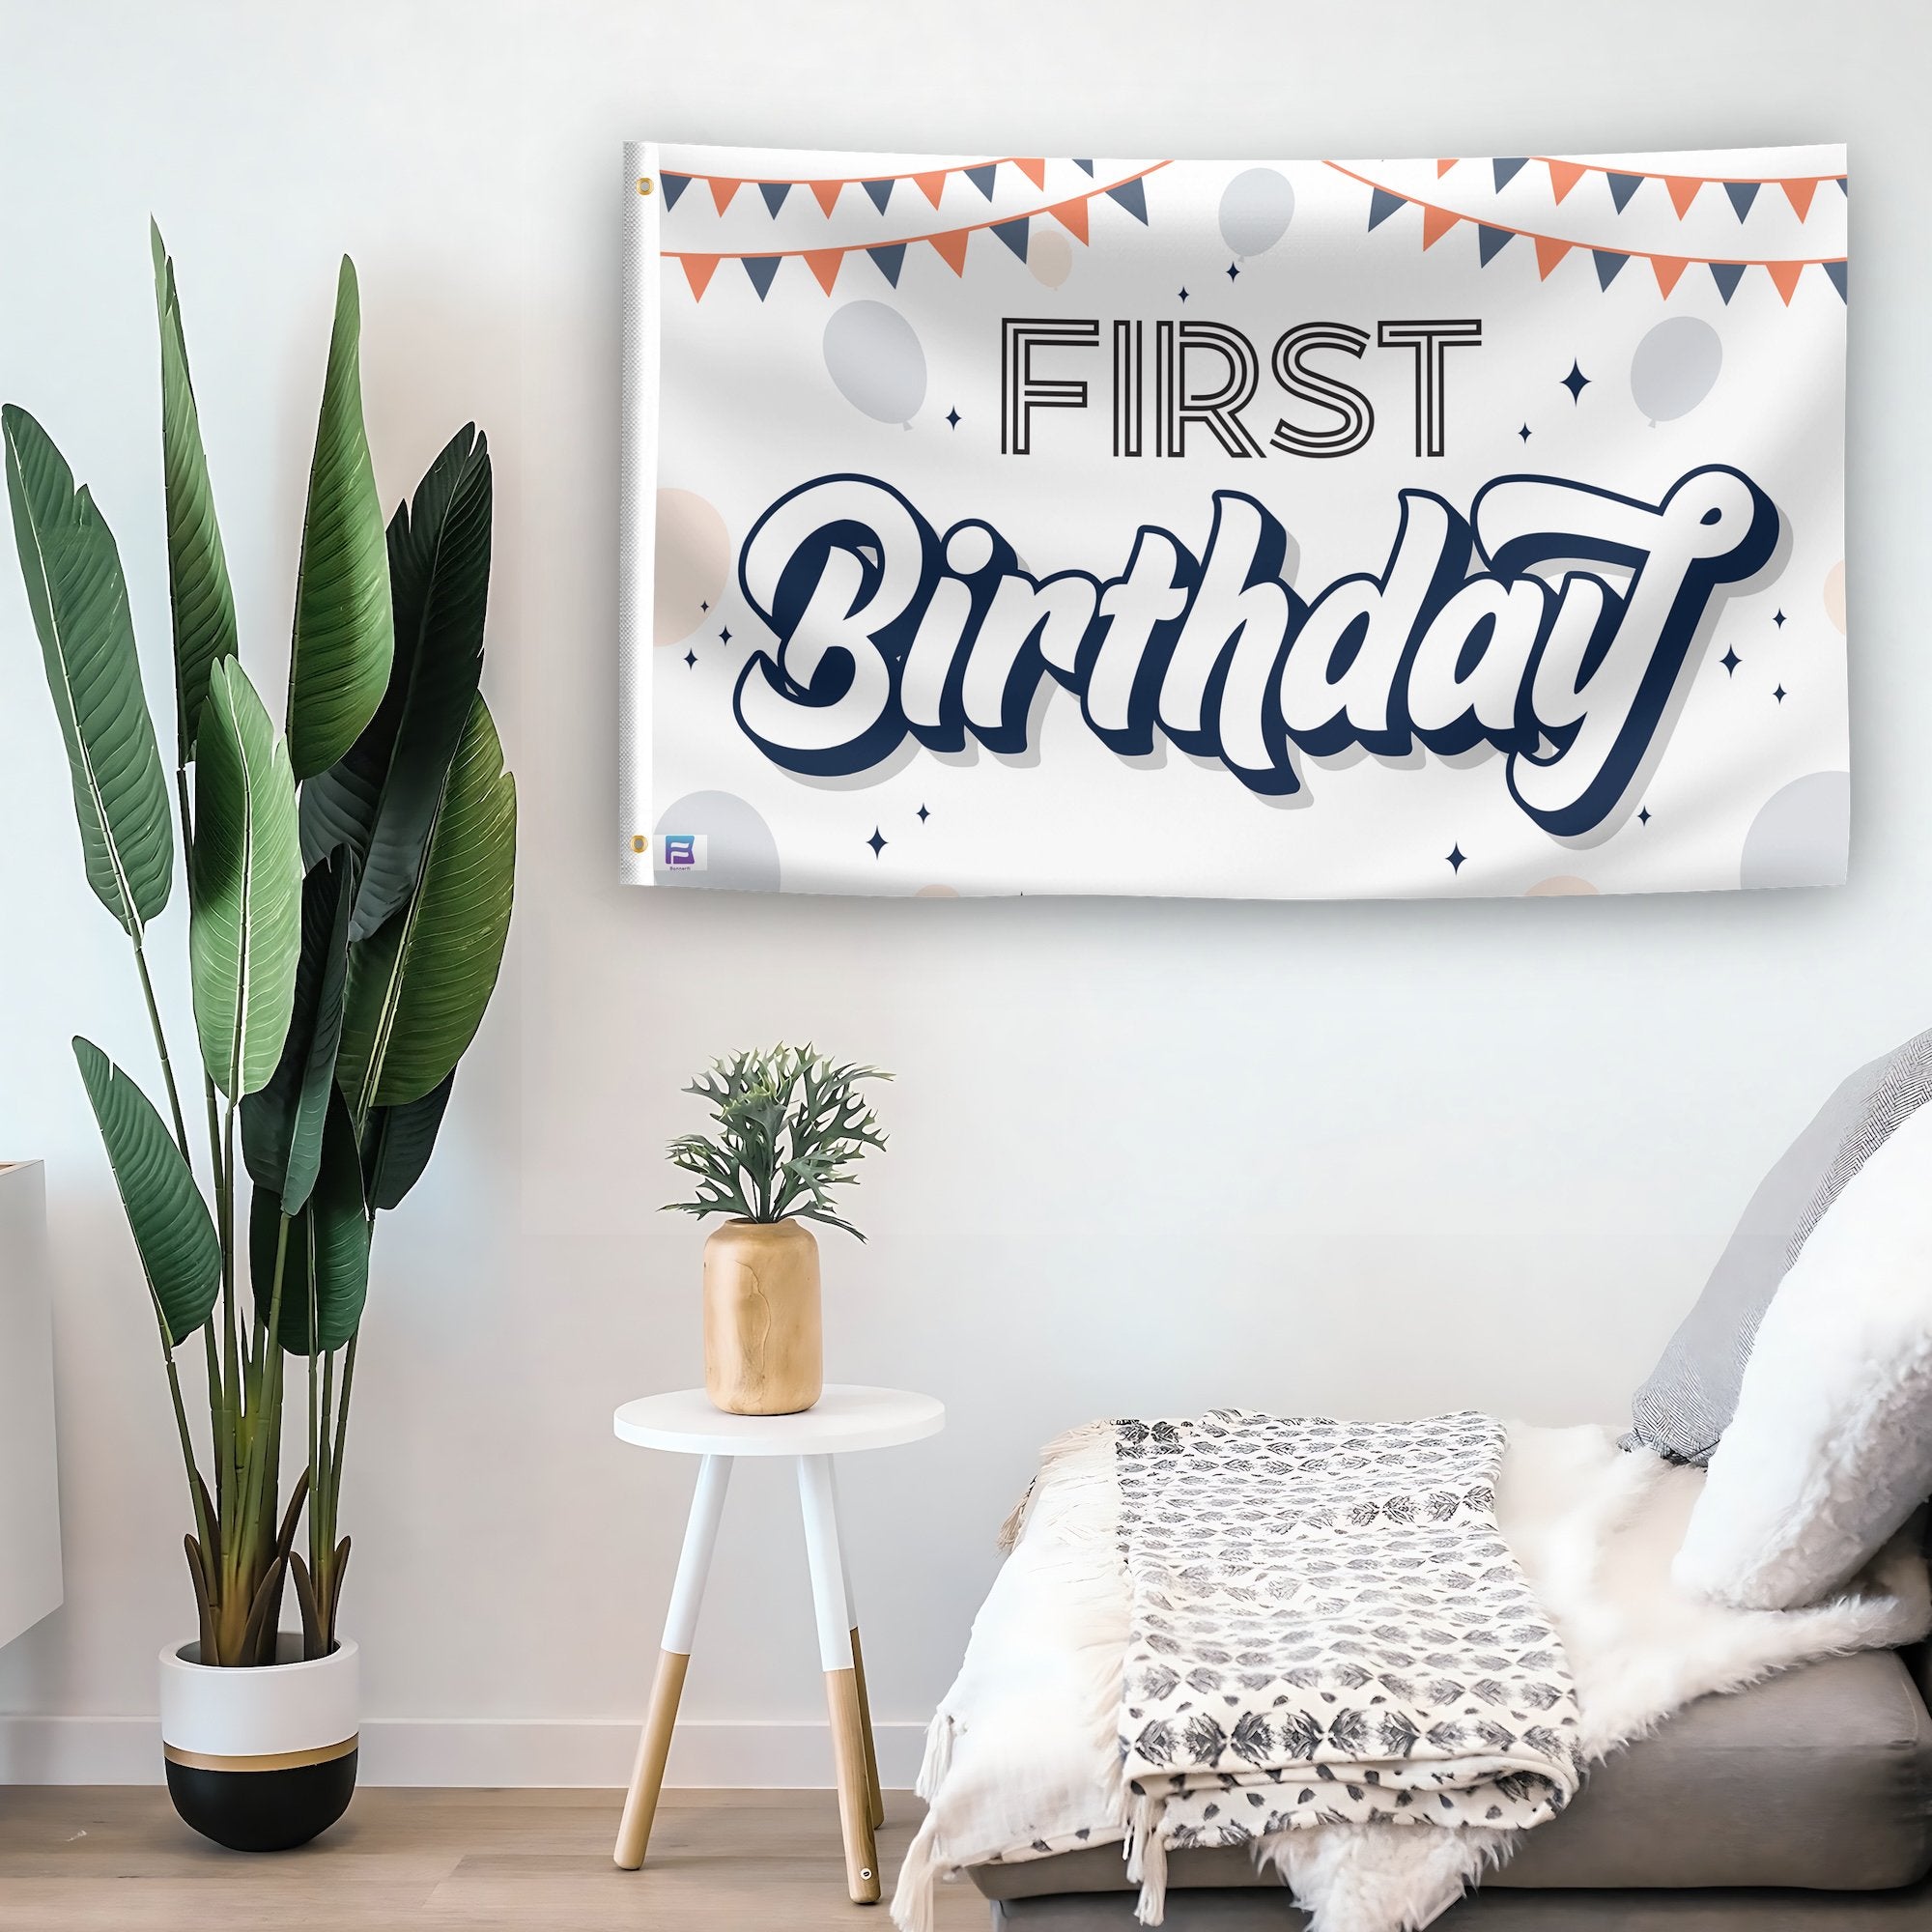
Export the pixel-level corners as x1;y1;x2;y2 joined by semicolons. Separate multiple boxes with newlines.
611;1383;945;1903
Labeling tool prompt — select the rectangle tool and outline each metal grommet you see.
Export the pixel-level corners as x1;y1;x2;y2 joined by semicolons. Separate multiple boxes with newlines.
637;176;654;197
631;835;647;854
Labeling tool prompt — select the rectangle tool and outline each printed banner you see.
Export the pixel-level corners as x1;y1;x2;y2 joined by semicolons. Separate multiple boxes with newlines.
620;143;1848;899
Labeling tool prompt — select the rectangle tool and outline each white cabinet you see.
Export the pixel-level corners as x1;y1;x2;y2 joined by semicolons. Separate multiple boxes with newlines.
0;1162;61;1648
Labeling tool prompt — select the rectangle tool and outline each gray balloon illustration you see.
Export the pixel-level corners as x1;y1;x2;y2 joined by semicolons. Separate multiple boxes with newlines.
823;299;926;426
1740;771;1849;890
1218;167;1295;258
1630;316;1722;422
653;789;781;893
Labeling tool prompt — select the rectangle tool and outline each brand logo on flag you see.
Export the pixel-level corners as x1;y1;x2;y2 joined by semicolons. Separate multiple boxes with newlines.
658;833;706;871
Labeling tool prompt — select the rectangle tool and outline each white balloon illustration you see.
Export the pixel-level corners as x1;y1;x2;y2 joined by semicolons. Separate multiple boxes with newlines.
823;299;927;426
1631;316;1722;423
1029;228;1074;290
1218;167;1295;259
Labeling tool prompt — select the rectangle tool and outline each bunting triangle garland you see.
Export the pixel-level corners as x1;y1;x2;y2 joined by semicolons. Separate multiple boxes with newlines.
914;170;949;208
1492;157;1527;190
680;253;720;298
760;181;792;216
1106;178;1149;222
1710;261;1747;303
810;179;844;215
1607;171;1643;213
867;242;906;287
929;228;971;275
1766;259;1804;304
661;172;692;212
1651;255;1689;297
1050;197;1091;242
1593;250;1629;289
1782;177;1819;219
966;163;999;199
710;178;742;214
1072;158;1094;176
1421;204;1461;248
1477;223;1513;265
864;178;895;214
805;248;843;294
1825;259;1848;300
993;217;1030;261
1367;187;1405;231
1014;158;1048;188
1724;181;1759;221
1663;176;1702;217
1547;159;1585;203
742;254;781;299
1534;235;1572;280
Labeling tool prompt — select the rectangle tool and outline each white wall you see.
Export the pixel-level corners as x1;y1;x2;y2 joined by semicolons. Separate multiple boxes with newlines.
1;0;1926;1786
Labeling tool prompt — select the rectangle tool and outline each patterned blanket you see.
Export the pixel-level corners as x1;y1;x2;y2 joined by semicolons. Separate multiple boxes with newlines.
1113;1411;1583;1913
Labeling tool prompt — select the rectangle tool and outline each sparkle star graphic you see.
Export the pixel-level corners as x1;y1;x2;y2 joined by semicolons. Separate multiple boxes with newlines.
1774;684;1787;703
1773;609;1787;628
1638;808;1652;825
719;626;731;645
867;827;887;857
683;650;696;668
917;805;930;823
1178;287;1189;302
1720;647;1741;675
1446;844;1466;873
946;408;960;429
1561;360;1590;403
1519;423;1532;441
1226;262;1240;281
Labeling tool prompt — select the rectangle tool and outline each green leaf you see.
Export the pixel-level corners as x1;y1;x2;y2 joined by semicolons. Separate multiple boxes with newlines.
301;425;491;939
250;1088;369;1355
242;848;355;1212
287;258;392;781
3;405;174;936
151;223;238;764
360;1070;455;1212
73;1037;219;1348
338;695;515;1113
189;659;302;1098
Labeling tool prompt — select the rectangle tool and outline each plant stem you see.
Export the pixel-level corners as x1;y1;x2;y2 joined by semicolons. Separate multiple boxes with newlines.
129;937;190;1165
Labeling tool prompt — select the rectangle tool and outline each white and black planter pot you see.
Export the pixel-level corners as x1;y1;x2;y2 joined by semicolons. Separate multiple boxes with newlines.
159;1635;358;1852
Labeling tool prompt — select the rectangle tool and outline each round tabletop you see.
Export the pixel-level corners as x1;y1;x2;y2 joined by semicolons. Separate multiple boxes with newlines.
612;1384;945;1458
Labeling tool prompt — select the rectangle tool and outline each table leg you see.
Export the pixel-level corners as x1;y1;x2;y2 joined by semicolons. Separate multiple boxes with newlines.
613;1453;732;1870
828;1461;885;1830
798;1454;881;1904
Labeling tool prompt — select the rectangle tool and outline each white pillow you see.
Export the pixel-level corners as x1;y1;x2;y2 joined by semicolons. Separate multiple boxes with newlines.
1673;1098;1932;1610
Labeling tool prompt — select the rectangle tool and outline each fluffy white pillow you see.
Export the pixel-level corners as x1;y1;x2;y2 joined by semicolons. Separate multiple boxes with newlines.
1673;1099;1932;1610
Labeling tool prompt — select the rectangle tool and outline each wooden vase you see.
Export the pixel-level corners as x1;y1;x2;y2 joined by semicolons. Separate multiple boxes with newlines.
702;1218;823;1415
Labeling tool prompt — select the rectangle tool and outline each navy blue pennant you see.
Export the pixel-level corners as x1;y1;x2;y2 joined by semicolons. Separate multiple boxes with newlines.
1477;224;1513;265
1723;181;1759;222
1072;158;1095;176
965;164;998;199
743;256;781;300
1106;178;1149;222
993;217;1030;261
1492;157;1527;190
661;172;691;212
1825;259;1848;301
863;178;894;214
1593;249;1629;289
759;182;791;217
1606;172;1643;213
1709;261;1747;303
1368;187;1406;231
867;243;906;286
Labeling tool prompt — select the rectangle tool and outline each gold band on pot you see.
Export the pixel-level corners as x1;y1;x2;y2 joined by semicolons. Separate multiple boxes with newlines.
163;1735;357;1774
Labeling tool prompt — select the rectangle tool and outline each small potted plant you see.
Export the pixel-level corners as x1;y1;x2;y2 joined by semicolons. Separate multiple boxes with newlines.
665;1045;889;1415
5;229;514;1851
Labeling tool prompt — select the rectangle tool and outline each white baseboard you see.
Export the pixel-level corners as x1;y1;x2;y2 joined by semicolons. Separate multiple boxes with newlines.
0;1715;928;1788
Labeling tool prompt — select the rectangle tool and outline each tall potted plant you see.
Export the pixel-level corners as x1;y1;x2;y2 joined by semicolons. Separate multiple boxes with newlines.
4;227;515;1851
665;1045;889;1415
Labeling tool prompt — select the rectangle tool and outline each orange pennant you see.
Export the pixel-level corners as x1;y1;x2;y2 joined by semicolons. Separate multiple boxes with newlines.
805;249;844;294
1547;159;1585;204
1779;177;1818;220
810;180;845;215
1663;176;1702;217
708;178;741;214
1013;158;1047;188
1049;197;1090;243
679;255;721;299
1650;255;1689;297
914;170;949;207
1421;205;1461;249
1766;260;1805;305
1435;158;1459;177
929;229;971;275
1534;235;1573;280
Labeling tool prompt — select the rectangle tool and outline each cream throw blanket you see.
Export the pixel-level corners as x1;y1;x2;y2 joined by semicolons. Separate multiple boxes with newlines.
894;1421;1930;1932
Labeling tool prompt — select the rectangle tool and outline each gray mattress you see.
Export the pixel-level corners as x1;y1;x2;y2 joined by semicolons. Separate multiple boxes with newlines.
970;1649;1932;1921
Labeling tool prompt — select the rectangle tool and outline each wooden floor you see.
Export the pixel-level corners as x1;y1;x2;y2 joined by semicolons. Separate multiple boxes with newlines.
0;1786;986;1931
